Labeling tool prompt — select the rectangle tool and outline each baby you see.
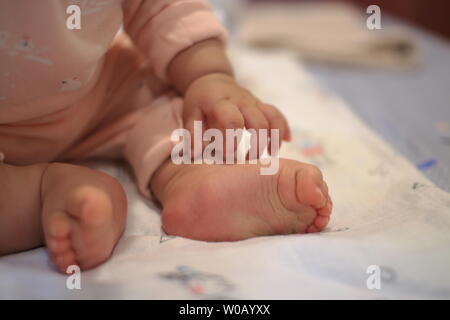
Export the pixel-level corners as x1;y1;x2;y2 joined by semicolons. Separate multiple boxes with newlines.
0;0;332;272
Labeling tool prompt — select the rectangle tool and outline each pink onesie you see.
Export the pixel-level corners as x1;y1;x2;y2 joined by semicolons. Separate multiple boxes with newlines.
0;0;226;197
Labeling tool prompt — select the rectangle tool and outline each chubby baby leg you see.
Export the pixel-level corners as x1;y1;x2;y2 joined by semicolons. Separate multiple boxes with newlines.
150;158;332;241
0;163;50;254
0;163;127;272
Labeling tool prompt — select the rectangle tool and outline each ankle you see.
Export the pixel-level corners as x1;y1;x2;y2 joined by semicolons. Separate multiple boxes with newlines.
150;159;185;203
39;162;67;201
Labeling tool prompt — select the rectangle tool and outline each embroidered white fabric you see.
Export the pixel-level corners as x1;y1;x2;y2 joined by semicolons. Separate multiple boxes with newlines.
0;48;449;299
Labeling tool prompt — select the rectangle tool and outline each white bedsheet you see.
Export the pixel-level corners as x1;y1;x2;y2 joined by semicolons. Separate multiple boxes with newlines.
1;48;449;299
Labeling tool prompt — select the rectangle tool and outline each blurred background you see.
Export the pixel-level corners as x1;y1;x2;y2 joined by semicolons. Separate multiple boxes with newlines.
210;0;450;192
249;0;450;40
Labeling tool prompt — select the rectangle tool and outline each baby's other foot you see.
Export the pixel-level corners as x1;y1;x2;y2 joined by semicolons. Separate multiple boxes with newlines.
152;159;332;241
41;164;127;272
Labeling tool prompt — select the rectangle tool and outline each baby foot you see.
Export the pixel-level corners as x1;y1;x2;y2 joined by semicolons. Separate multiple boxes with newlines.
41;163;127;272
152;159;332;241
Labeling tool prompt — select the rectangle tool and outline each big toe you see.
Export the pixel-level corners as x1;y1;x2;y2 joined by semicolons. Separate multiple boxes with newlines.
44;213;77;272
296;165;328;209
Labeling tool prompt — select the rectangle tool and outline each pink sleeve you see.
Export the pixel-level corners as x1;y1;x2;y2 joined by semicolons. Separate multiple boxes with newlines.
122;0;228;82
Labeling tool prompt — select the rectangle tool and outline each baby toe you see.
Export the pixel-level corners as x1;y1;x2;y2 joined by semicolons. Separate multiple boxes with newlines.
317;195;333;217
47;238;71;255
306;224;320;233
47;213;71;239
53;250;77;273
306;210;331;234
296;166;327;209
313;215;330;230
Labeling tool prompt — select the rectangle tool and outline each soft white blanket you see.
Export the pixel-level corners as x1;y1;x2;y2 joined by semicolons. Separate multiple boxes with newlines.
1;48;449;299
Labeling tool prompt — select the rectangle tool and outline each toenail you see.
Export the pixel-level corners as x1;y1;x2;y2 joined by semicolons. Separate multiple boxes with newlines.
315;187;327;206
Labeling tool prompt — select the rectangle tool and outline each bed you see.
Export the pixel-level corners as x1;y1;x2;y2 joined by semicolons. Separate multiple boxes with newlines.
1;47;449;299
